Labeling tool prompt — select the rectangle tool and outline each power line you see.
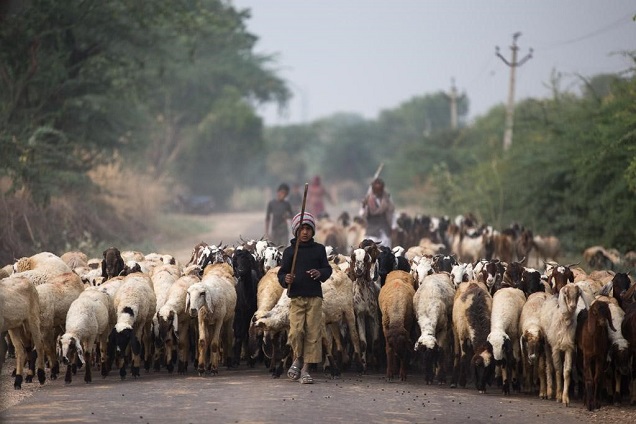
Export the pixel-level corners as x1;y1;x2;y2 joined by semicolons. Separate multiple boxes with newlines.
535;12;634;50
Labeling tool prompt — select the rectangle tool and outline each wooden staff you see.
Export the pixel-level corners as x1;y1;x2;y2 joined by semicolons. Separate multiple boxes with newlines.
289;183;309;284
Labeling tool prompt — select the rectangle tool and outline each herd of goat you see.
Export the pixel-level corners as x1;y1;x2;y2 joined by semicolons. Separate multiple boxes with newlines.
1;212;636;413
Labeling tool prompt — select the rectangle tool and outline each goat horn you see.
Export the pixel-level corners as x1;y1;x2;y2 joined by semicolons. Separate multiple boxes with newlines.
565;262;580;268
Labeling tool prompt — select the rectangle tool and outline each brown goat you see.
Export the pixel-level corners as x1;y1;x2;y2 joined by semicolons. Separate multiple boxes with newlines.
576;301;616;411
378;270;416;381
547;264;575;294
621;284;636;404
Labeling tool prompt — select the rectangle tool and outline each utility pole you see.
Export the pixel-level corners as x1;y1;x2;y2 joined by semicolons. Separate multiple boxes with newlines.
449;78;458;130
496;32;533;151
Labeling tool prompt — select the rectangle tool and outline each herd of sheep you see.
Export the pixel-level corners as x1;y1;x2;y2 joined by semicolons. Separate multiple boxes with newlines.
1;213;635;414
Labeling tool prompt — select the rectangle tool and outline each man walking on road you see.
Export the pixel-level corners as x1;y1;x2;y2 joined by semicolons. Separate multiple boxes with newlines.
265;183;293;246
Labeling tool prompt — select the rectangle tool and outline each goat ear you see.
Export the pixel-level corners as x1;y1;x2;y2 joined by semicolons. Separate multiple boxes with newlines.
557;288;567;310
184;293;190;314
173;312;179;333
76;342;85;365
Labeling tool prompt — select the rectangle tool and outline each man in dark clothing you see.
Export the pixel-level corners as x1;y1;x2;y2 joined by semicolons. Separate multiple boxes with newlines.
277;211;332;384
265;183;293;246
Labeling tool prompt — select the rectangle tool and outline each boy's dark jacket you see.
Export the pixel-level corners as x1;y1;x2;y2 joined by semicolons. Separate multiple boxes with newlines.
277;238;332;298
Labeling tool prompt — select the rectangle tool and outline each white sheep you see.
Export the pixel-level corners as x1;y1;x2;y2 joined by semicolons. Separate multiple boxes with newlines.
155;274;199;374
413;271;455;384
60;251;89;270
519;291;550;398
13;251;71;275
252;288;292;378
58;288;111;383
487;287;526;395
0;276;47;389
151;264;181;325
107;273;157;379
36;271;86;380
248;267;284;367
539;283;583;406
321;267;363;375
186;274;236;375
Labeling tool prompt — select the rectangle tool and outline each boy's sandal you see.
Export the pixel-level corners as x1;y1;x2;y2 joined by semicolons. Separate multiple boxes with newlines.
287;363;301;381
300;371;314;384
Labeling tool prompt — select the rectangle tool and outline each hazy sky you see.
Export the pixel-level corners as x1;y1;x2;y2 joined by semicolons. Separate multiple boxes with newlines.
232;0;635;126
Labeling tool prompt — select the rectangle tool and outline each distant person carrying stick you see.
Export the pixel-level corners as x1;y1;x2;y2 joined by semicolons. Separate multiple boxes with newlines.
361;177;395;247
277;211;332;384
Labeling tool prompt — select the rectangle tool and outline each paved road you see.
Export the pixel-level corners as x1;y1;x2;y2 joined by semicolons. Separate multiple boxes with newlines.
0;364;598;424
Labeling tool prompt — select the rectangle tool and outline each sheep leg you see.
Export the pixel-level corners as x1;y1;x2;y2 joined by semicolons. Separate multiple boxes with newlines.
544;344;555;400
0;333;7;374
399;346;409;382
369;311;381;371
437;329;449;384
501;361;510;395
177;325;190;374
511;345;521;393
7;329;25;389
538;353;547;399
385;338;394;380
322;326;339;378
330;323;345;369
97;335;109;378
196;317;210;375
64;359;74;384
357;316;368;372
593;357;603;410
450;333;461;388
612;367;622;405
208;320;224;374
562;350;573;406
83;349;92;383
129;330;143;378
222;318;235;369
552;349;564;402
344;310;363;372
142;324;152;372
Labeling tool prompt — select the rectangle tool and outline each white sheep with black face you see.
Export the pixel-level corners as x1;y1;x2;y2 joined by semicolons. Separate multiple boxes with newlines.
486;287;526;395
413;271;455;384
58;288;111;383
107;273;156;380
